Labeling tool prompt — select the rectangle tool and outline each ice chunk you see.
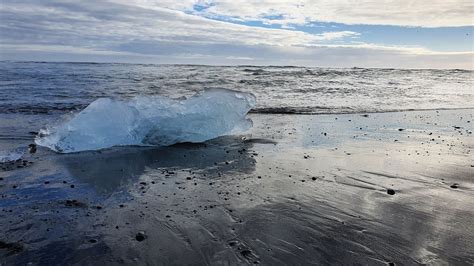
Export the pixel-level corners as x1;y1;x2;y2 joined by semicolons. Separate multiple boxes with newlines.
35;89;256;153
0;147;26;163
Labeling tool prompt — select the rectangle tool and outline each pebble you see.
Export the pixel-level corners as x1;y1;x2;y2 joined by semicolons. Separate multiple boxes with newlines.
135;231;146;242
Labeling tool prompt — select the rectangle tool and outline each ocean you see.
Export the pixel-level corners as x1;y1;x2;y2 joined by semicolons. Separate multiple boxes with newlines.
1;61;473;115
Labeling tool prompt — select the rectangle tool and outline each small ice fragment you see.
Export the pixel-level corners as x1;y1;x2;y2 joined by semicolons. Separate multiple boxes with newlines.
0;147;27;163
36;88;256;153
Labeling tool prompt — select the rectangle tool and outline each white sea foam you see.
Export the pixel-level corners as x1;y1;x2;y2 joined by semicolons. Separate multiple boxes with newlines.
36;89;256;153
0;147;26;163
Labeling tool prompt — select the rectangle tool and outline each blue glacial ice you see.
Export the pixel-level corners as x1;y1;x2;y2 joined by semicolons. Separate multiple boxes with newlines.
36;89;256;153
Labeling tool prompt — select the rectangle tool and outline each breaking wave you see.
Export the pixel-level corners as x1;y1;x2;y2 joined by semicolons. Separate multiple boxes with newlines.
35;89;256;153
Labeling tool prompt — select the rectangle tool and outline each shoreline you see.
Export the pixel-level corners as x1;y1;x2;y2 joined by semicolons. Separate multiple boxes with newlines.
1;109;473;264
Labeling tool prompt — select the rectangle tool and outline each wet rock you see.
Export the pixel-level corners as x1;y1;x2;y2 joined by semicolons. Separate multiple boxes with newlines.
387;189;395;195
0;240;24;254
240;249;252;257
135;231;146;242
28;144;37;154
65;200;88;208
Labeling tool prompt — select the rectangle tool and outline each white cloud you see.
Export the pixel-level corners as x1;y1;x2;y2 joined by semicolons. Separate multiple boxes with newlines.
0;0;472;69
131;0;474;27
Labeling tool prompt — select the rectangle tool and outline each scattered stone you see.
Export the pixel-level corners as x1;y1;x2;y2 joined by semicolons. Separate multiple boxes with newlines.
311;177;317;181
65;200;88;208
135;231;146;242
387;189;395;195
0;241;24;254
398;128;405;131
240;249;252;257
28;144;37;154
450;184;459;189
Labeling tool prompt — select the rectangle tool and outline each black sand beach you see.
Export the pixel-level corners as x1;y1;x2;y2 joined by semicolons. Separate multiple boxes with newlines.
1;109;473;265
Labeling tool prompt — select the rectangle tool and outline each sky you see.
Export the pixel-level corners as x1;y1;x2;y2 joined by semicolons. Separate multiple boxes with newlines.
0;0;473;69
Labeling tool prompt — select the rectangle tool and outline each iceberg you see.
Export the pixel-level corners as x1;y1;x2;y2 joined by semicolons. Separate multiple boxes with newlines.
36;89;256;153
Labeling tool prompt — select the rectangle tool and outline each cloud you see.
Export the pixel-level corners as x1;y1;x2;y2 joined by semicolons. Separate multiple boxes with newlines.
140;0;474;28
0;0;472;69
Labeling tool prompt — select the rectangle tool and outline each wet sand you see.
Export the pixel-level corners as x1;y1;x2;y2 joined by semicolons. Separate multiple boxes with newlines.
0;109;473;265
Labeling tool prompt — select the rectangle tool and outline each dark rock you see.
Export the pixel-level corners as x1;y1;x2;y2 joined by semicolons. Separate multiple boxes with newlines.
135;231;146;242
240;249;252;257
311;177;317;181
0;241;24;254
450;184;459;189
28;144;37;154
387;189;395;195
65;199;88;208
